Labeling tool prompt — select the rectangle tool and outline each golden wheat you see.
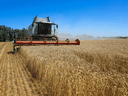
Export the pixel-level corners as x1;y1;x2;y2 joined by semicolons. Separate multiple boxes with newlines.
17;39;128;96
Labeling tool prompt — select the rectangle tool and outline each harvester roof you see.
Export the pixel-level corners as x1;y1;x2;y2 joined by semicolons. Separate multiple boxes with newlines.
34;16;57;25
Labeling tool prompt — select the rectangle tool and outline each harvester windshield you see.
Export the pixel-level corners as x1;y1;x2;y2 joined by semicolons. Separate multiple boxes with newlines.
38;23;51;35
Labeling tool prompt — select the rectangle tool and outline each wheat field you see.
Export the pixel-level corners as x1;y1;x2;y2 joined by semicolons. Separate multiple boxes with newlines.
16;39;128;96
0;40;127;96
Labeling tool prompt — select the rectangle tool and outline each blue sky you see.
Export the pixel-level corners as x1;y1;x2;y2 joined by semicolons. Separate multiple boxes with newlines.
0;0;128;38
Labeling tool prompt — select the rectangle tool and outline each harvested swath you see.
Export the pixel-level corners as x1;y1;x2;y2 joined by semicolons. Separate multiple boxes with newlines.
0;42;43;96
0;42;6;62
19;39;128;96
0;42;6;46
0;42;6;51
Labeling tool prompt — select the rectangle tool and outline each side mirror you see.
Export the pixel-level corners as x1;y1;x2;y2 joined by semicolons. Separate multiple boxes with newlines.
32;23;34;27
56;24;58;28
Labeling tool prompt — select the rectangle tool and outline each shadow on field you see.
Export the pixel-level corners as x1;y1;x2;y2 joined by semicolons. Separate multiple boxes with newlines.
7;51;15;54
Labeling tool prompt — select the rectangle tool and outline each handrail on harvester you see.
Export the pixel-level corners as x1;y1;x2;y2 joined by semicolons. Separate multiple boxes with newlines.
15;37;80;45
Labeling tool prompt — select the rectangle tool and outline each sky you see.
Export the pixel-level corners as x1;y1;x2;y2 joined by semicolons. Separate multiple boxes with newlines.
0;0;128;40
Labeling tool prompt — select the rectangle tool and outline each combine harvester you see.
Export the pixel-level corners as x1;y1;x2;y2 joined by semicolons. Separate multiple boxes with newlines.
13;16;80;53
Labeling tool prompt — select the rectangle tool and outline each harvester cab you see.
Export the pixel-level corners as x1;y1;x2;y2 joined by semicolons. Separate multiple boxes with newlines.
27;15;58;41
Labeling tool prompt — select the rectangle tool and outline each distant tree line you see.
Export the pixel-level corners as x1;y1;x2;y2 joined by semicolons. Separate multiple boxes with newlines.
115;37;128;39
0;25;27;42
